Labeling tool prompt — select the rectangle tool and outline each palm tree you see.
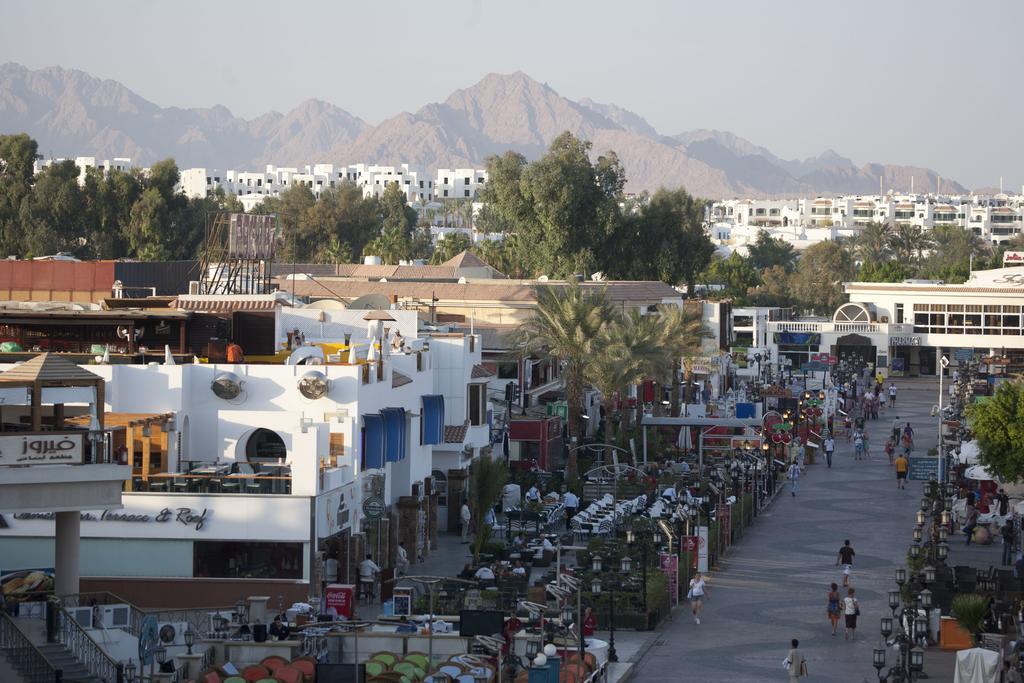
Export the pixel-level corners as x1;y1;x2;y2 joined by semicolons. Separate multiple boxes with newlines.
512;283;617;477
468;454;509;564
584;310;664;460
888;224;933;265
852;221;891;264
657;304;712;415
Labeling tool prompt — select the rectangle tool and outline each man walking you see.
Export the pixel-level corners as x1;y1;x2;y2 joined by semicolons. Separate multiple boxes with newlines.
788;460;801;497
460;501;472;544
892;416;902;446
785;639;807;681
894;452;909;489
888;382;897;408
836;540;855;587
823;435;835;468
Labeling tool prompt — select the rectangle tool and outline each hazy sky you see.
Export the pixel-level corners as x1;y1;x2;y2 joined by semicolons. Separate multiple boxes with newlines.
2;0;1021;189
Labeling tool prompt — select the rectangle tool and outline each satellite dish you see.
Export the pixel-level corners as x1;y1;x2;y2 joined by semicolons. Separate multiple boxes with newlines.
298;370;330;400
211;372;243;400
347;293;391;310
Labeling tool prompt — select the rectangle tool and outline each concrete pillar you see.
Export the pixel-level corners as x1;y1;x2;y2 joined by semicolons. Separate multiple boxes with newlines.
54;511;80;597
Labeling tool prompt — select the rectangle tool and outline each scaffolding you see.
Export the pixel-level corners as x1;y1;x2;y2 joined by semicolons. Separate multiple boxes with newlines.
198;212;277;295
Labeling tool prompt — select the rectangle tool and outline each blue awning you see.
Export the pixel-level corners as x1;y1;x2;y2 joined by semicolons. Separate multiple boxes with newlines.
421;395;445;445
382;407;407;462
362;414;385;470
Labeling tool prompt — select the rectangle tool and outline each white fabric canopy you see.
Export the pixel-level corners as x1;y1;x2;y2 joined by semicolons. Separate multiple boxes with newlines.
955;441;981;465
965;464;998;482
953;647;999;683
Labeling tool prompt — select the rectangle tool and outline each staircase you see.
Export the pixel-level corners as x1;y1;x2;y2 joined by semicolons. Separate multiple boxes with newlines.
35;642;100;683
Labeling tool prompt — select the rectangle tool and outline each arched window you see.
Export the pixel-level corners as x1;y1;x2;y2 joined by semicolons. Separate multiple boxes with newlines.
833;303;872;324
245;428;286;462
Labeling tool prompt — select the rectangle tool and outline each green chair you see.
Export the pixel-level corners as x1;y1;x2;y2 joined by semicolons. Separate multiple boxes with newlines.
371;651;398;667
224;678;246;683
403;652;429;671
365;660;388;677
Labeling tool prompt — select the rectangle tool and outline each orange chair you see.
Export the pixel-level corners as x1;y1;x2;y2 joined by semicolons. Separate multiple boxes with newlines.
289;657;316;682
260;656;288;673
274;665;303;683
203;671;224;683
241;665;270;682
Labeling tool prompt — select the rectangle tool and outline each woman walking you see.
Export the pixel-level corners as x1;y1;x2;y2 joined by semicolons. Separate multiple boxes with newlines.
787;460;801;496
827;583;842;636
843;587;860;640
688;572;707;624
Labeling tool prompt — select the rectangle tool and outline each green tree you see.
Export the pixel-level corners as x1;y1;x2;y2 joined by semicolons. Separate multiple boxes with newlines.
857;259;915;283
270;184;318;261
468;455;509;564
475;151;534;236
746;230;797;272
585;309;663;456
790;241;855;315
613;188;713;290
518;132;623;278
850;222;891;264
472;236;526;278
0;134;39;255
701;252;761;302
364;227;411;264
18;160;84;256
127;187;174;260
513;283;617;477
658;303;712;414
747;265;795;308
380;182;417;236
920;224;987;283
887;223;933;265
430;232;473;264
966;380;1024;483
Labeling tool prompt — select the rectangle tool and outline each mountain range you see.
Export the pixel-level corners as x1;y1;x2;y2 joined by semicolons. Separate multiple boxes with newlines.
0;63;965;198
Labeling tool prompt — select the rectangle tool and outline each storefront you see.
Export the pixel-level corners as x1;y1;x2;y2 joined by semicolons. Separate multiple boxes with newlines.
0;493;312;608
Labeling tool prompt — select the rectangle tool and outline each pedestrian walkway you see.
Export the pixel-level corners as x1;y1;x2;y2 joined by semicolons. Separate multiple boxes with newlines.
627;378;956;683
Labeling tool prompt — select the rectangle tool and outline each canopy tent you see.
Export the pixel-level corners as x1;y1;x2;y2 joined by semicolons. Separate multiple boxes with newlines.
954;441;981;466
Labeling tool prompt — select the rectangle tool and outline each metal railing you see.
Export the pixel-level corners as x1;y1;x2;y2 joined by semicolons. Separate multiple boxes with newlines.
0;612;59;683
55;604;122;683
767;321;914;334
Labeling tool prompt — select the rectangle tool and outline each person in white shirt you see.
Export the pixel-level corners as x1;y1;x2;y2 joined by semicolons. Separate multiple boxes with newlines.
396;541;409;576
562;489;579;528
511;561;527;576
525;485;541;504
542;537;555;552
474;565;495;581
460;502;472;543
823;436;836;468
888;383;897;408
358;554;380;601
662;486;677;501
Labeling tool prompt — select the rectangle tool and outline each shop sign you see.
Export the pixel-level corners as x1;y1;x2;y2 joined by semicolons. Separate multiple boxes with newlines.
1003;251;1024;265
362;496;385;520
681;536;700;570
324;584;354;619
908;456;939;481
0;433;83;466
659;553;679;606
697;526;709;573
890;336;921;347
10;507;209;531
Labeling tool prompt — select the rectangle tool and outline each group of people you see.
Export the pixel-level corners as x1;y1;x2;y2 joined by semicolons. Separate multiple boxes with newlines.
828;540;861;640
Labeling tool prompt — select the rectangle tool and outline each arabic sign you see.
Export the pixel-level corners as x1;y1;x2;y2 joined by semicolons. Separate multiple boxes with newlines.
908;456;939;481
0;433;83;465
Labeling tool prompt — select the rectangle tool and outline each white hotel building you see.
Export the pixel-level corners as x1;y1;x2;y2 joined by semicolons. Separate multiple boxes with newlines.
0;306;492;607
764;266;1024;379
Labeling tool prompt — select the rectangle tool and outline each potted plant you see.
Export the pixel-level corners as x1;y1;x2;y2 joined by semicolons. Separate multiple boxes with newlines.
951;594;988;646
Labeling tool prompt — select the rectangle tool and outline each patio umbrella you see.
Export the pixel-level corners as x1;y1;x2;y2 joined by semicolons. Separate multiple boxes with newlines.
955;441;980;465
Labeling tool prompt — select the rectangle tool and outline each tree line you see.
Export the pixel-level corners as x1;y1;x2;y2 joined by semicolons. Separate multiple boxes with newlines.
699;222;1022;315
1;132;718;284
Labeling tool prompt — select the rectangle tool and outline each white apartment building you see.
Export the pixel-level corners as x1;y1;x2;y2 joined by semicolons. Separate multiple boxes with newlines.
33;156;135;185
709;192;1024;250
435;168;487;200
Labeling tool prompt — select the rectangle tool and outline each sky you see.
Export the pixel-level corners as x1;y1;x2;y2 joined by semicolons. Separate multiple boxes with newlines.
1;0;1021;190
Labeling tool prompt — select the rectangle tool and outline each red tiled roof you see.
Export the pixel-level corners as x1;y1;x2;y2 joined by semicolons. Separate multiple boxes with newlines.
444;425;468;444
471;364;495;379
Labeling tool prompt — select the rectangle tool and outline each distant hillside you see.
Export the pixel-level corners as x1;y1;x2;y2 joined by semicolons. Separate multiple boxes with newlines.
0;62;966;196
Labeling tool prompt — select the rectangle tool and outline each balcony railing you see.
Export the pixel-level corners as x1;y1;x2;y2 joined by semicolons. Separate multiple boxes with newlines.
768;321;914;334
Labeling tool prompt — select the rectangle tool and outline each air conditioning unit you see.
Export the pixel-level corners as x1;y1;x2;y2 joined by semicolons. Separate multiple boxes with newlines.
101;604;131;629
157;622;190;646
69;607;93;628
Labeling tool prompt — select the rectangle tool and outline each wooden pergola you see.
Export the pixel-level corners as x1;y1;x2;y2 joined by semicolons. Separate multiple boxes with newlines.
0;352;105;433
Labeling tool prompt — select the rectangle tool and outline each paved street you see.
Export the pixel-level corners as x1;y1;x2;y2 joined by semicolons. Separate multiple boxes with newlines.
629;378;948;682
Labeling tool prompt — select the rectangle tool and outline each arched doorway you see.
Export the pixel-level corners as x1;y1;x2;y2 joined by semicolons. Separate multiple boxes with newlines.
244;428;287;463
833;333;876;374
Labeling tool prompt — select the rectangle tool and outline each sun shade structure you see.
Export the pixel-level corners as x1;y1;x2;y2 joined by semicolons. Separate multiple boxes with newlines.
0;352;106;431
